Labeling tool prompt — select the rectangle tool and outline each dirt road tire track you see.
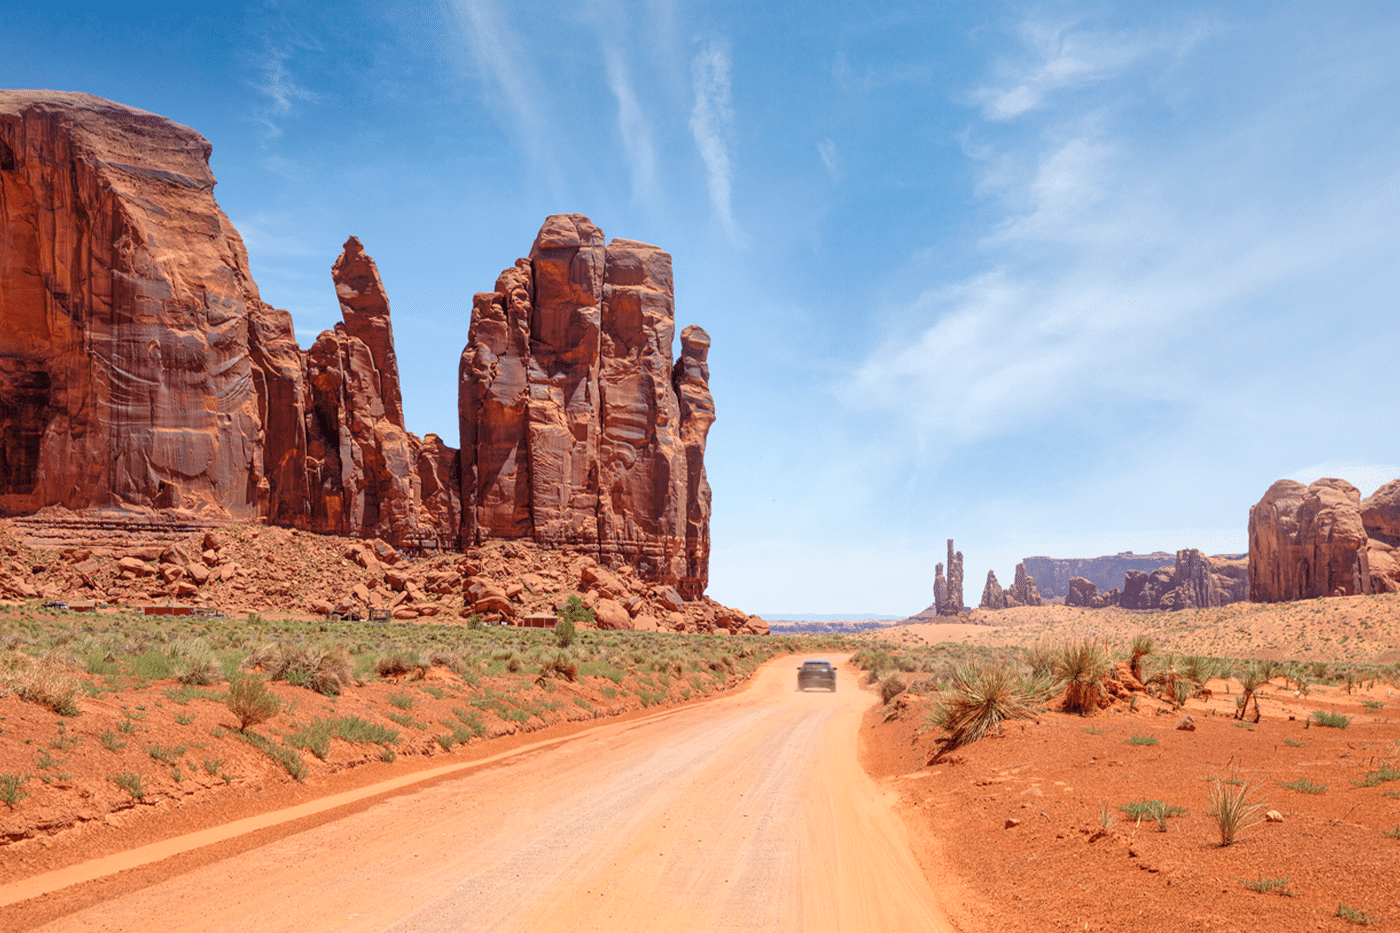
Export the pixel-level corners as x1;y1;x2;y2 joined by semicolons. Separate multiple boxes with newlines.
11;656;954;932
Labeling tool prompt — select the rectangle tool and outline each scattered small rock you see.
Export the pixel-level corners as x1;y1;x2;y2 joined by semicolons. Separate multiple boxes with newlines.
1265;810;1284;823
1175;715;1197;732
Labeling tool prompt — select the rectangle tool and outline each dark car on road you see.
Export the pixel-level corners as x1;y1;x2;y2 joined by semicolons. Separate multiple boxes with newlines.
797;660;836;691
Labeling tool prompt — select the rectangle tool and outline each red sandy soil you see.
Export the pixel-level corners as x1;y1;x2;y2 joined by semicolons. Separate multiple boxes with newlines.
860;623;1400;930
883;594;1400;665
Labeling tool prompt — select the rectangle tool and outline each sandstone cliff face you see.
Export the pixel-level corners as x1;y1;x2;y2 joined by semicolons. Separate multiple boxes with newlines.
0;91;263;517
1;96;719;611
1249;477;1400;601
459;215;714;598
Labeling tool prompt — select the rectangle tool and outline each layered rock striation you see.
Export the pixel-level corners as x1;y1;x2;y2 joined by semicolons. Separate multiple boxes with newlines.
1;95;717;606
1249;477;1400;602
0;90;264;517
459;215;714;598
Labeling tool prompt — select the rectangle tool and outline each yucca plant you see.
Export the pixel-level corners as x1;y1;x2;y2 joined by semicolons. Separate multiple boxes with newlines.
1055;639;1110;715
1208;770;1267;846
926;660;1041;751
1235;662;1268;722
1128;635;1153;683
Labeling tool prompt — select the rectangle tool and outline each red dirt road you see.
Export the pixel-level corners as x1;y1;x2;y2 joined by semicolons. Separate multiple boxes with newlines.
14;656;953;933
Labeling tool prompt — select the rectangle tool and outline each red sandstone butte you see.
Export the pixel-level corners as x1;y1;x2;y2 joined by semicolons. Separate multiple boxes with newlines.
1249;477;1400;601
459;214;715;598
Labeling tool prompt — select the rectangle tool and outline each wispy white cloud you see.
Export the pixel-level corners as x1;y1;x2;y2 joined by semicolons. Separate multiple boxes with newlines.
817;137;840;181
973;19;1209;120
246;10;323;140
447;0;558;191
690;38;744;243
845;22;1400;457
603;45;661;206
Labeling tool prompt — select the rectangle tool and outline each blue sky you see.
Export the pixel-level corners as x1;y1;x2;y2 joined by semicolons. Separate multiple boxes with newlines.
5;2;1398;615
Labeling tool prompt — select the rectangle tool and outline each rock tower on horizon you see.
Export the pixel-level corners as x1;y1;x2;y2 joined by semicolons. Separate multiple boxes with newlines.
933;539;964;616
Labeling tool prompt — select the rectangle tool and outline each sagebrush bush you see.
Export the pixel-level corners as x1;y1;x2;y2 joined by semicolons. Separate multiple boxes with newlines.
226;676;281;731
880;674;907;704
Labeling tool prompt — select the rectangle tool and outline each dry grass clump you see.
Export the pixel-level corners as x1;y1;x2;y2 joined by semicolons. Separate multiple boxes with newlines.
0;648;81;716
169;636;221;686
927;660;1043;751
248;640;353;696
1054;639;1110;715
1128;634;1154;682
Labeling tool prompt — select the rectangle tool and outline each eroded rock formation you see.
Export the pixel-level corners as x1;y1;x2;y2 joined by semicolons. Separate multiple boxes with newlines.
459;215;714;598
1005;563;1043;608
979;569;1005;610
934;539;964;616
0;95;718;609
1249;477;1400;601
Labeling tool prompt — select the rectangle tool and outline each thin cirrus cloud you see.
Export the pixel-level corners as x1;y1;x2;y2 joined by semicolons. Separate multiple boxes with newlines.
971;18;1209;120
689;38;744;243
602;44;662;206
252;45;318;139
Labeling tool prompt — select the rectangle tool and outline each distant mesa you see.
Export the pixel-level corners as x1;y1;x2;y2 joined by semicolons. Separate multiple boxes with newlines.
0;91;717;611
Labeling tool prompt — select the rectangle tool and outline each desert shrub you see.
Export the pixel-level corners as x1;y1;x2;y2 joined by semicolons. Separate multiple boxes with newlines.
1352;762;1400;787
1125;734;1158;746
537;649;579;682
229;729;306;781
285;716;400;760
1336;903;1381;926
1240;875;1296;896
1117;798;1186;831
1208;771;1267;846
226;676;281;731
253;641;353;696
880;674;908;704
926;660;1041;751
1311;709;1350;729
1024;641;1057;679
0;649;81;716
108;772;148;799
1235;662;1268;722
0;773;30;809
1279;777;1328;794
1055;639;1110;715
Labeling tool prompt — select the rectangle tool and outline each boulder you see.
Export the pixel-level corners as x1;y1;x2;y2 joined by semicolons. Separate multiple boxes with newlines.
1065;577;1098;608
593;598;631;630
655;585;686;612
